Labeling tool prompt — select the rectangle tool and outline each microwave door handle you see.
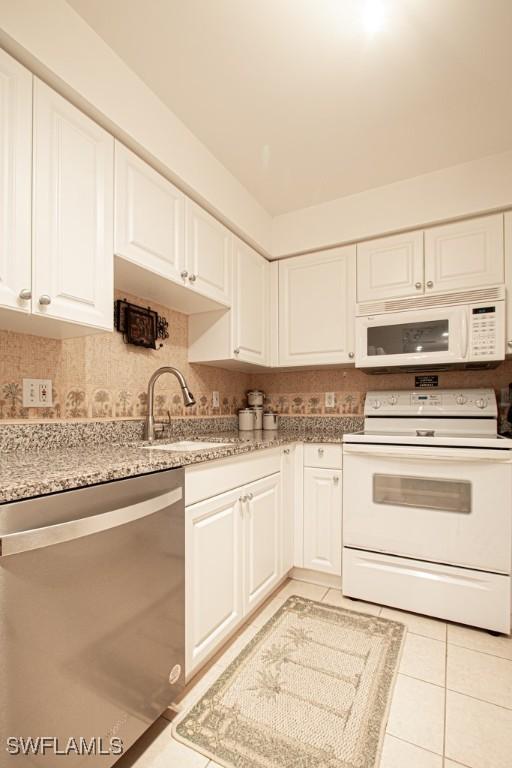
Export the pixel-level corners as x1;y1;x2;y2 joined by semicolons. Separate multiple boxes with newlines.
0;486;182;557
461;311;469;358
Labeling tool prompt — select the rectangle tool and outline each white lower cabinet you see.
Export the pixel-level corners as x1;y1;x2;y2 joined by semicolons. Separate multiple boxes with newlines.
185;487;243;675
185;460;283;677
244;473;281;612
303;467;342;575
506;211;512;354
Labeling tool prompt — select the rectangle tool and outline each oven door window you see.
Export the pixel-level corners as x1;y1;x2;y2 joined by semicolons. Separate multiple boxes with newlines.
373;474;471;514
367;319;449;356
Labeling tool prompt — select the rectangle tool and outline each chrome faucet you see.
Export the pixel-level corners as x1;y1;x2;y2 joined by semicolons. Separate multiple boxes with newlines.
145;366;196;442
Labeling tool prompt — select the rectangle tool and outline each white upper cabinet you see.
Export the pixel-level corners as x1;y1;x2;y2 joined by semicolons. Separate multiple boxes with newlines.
232;238;269;365
0;49;32;314
424;214;504;294
114;142;184;281
357;230;424;303
32;79;114;330
243;473;281;613
185;199;232;306
505;212;512;354
279;245;356;366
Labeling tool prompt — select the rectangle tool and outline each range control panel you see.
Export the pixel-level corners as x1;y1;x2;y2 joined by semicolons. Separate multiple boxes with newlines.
364;388;497;417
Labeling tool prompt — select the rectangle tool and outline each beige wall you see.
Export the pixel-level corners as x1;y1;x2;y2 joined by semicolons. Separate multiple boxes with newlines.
0;291;250;421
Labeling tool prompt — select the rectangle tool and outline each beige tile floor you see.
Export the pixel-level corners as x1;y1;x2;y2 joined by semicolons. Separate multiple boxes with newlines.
117;579;512;768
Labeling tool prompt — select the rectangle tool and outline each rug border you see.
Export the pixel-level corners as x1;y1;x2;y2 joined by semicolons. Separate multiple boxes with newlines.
172;594;407;768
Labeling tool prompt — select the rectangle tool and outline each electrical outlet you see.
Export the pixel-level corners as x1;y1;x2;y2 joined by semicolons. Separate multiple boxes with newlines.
212;391;220;409
23;378;53;408
325;392;335;408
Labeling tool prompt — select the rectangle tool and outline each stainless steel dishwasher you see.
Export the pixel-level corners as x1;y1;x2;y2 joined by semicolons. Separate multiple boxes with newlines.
0;468;185;766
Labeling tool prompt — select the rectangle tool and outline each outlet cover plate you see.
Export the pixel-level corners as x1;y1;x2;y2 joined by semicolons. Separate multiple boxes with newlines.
325;392;335;408
22;378;53;408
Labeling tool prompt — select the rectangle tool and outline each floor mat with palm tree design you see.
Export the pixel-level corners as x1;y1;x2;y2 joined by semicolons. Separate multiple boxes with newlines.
173;595;405;768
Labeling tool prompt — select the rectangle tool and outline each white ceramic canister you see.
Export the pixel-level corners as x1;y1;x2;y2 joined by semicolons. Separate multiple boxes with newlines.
247;390;265;407
263;411;279;430
252;406;264;429
239;408;257;430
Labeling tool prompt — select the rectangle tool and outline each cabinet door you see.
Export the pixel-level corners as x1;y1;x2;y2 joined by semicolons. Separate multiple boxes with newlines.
506;212;512;354
185;199;232;306
303;467;342;575
232;237;269;364
279;246;356;366
114;142;184;280
357;231;424;303
424;214;504;294
186;487;243;675
244;473;281;613
32;79;114;330
0;49;32;313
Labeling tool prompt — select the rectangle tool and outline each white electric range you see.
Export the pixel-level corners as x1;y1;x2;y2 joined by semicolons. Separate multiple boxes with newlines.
342;388;512;634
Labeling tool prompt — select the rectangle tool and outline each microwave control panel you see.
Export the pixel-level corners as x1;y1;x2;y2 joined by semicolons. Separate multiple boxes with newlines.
470;304;498;358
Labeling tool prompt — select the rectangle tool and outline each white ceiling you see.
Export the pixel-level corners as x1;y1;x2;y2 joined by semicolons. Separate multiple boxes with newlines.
66;0;512;216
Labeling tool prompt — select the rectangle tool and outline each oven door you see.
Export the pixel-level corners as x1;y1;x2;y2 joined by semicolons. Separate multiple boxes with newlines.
355;306;468;369
343;443;512;573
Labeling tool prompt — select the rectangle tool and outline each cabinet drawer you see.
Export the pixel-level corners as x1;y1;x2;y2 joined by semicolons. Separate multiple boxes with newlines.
343;548;511;633
304;443;343;469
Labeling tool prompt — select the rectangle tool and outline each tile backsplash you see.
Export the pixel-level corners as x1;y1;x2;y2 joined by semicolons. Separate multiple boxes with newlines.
0;291;251;421
1;292;512;423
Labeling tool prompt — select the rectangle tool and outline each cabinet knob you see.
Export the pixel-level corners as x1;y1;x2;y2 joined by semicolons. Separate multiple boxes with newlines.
233;348;240;355
240;495;247;503
318;447;324;456
415;282;422;289
333;476;339;484
188;274;197;283
348;351;355;359
426;280;434;288
180;270;188;280
283;448;290;455
247;492;254;500
38;295;52;306
18;289;32;300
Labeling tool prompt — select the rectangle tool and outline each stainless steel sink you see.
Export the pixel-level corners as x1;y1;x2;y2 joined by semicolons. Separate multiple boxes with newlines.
144;440;231;452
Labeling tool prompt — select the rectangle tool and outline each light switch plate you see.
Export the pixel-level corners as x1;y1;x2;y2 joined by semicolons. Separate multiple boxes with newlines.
23;378;53;407
325;392;335;408
212;391;220;409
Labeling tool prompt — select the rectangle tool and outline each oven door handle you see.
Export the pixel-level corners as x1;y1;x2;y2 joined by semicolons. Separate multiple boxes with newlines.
0;486;183;557
343;445;512;463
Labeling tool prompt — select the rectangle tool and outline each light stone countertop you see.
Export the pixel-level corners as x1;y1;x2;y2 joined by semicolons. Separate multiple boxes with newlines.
0;428;355;504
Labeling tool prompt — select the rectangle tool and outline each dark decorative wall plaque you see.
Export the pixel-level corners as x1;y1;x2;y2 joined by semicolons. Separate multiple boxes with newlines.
114;299;169;349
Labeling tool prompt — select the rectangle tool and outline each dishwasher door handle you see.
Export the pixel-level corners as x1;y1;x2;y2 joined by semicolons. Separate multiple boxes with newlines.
0;486;182;557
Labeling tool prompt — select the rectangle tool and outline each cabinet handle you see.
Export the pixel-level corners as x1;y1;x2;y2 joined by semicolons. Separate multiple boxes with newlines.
180;270;188;280
233;348;240;355
426;280;434;288
188;274;197;283
19;289;32;300
415;282;422;289
348;352;355;359
38;295;52;306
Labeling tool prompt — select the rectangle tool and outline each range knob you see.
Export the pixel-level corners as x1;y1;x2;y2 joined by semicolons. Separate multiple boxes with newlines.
456;394;467;405
475;398;487;409
371;399;382;410
388;395;397;405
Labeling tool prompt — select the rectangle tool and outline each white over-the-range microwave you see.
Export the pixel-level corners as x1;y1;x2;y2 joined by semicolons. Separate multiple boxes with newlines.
355;286;506;371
